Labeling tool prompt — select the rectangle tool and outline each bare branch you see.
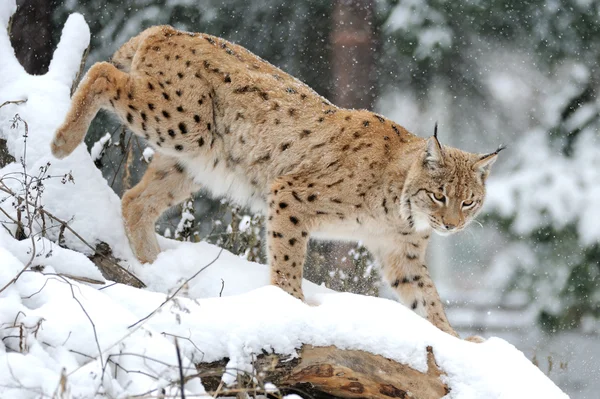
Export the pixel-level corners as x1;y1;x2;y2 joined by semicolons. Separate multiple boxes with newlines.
71;45;90;96
161;332;204;358
122;136;133;191
111;128;132;188
175;338;186;399
128;249;223;329
64;276;104;369
0;100;26;109
57;273;105;285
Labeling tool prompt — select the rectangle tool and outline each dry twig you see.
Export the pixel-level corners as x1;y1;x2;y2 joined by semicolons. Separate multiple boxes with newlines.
175;338;186;399
71;46;90;96
128;249;223;329
0;99;26;109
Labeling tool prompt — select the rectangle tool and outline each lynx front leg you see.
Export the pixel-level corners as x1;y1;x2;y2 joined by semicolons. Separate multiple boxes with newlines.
122;153;200;263
266;178;313;300
368;236;458;337
52;62;129;158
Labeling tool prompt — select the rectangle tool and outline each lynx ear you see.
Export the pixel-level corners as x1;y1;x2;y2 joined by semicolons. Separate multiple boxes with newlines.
473;145;505;181
424;135;444;167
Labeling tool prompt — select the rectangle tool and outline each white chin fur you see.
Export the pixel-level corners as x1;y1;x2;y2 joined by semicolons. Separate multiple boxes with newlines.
412;212;431;232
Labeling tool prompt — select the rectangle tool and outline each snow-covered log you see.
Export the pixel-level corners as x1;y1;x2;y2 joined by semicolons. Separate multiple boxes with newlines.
199;344;449;399
0;2;568;398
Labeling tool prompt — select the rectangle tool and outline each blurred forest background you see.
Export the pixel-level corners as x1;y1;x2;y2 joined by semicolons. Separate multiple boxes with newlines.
9;0;600;397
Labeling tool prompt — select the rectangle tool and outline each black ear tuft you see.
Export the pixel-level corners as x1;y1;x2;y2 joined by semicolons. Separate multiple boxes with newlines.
434;122;438;140
478;144;506;161
494;144;506;155
425;135;444;167
474;145;504;181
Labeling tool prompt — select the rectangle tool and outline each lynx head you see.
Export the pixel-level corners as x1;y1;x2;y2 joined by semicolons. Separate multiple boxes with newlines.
401;125;503;235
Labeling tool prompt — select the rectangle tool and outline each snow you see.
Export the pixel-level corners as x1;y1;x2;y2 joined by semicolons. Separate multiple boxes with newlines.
90;132;111;161
384;0;452;60
142;146;154;163
414;27;453;60
238;214;252;232
0;2;568;398
482;125;600;322
0;229;104;283
486;129;600;245
46;13;90;88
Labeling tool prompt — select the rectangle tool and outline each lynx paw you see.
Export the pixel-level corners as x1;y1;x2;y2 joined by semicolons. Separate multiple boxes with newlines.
50;130;70;159
292;291;305;302
465;335;486;343
271;269;302;298
51;127;80;159
280;285;304;302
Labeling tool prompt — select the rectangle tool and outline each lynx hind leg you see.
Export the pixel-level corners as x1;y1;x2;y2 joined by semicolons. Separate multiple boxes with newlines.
52;61;129;159
122;153;200;264
266;178;313;300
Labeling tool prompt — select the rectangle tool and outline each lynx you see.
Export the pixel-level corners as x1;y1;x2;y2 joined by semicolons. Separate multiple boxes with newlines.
51;25;502;337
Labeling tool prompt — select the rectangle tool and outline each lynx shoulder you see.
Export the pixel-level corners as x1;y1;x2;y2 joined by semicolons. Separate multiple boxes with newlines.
51;25;502;337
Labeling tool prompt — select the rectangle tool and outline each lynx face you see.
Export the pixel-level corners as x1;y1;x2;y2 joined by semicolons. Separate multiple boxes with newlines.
402;136;500;235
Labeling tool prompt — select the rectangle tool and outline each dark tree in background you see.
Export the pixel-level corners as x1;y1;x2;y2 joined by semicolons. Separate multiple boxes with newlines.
314;0;378;282
10;0;56;74
331;0;377;110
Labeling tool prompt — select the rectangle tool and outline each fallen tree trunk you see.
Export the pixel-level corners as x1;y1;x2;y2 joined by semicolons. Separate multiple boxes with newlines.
199;344;449;399
89;241;146;288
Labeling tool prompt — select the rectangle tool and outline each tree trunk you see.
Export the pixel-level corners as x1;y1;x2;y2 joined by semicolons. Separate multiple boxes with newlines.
323;0;377;273
331;0;377;110
10;0;55;75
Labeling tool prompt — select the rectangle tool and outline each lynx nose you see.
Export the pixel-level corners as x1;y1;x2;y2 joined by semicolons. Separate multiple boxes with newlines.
443;222;456;230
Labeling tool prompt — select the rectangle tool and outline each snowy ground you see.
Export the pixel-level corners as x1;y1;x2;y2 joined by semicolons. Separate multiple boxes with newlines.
0;3;568;398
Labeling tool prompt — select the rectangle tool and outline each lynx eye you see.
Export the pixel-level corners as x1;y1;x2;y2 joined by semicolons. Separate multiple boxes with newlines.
462;200;475;208
430;192;446;204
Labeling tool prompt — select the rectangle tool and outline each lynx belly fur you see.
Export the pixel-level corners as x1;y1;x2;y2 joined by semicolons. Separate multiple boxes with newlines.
52;26;502;337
